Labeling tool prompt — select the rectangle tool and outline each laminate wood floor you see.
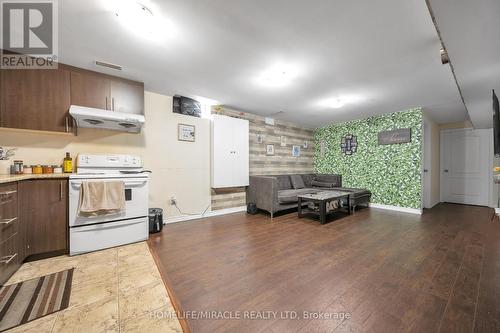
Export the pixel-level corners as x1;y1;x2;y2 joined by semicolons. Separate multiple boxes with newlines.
148;204;500;333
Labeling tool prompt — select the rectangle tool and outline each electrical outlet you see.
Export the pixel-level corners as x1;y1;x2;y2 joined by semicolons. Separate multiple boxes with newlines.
170;197;177;205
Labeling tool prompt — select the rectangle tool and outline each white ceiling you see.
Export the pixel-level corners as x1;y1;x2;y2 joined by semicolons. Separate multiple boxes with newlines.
428;0;500;129
59;0;469;127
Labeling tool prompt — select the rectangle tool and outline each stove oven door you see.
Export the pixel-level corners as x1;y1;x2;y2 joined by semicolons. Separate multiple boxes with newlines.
69;177;148;227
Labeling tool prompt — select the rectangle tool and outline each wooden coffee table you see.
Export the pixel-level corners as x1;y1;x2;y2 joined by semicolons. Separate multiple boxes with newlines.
298;190;351;224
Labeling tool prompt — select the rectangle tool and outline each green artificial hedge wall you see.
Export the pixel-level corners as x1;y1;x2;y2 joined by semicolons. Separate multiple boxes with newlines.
314;108;423;209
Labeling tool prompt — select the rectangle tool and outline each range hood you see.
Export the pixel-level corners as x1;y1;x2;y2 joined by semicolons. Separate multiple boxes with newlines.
69;105;145;133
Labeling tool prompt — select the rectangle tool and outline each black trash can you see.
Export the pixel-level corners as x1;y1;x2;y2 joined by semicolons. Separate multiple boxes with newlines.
247;203;258;215
149;208;164;234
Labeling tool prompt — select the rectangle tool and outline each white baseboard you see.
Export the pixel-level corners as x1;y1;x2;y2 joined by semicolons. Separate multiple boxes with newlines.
164;206;247;224
368;203;422;215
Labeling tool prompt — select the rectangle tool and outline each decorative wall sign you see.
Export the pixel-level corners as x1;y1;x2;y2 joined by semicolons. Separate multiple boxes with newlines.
257;134;264;144
303;141;308;149
292;145;301;157
378;128;411;145
280;136;287;147
178;124;195;142
266;144;275;156
340;134;357;155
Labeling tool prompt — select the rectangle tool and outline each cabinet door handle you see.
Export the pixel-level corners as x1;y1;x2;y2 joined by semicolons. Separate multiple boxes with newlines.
60;181;63;201
105;96;108;110
112;98;115;111
0;253;17;264
65;116;69;132
0;217;17;225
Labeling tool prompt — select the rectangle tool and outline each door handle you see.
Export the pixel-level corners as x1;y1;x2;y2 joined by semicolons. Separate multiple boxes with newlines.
0;253;17;264
0;190;16;196
112;98;115;111
105;96;109;110
443;170;449;173
0;217;17;225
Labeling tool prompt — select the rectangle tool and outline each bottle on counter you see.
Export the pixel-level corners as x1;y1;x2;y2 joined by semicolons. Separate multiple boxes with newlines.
63;152;73;173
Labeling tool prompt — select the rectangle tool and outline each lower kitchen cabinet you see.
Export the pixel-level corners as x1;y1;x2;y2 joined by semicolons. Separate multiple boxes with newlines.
1;179;68;285
20;179;68;260
0;182;21;284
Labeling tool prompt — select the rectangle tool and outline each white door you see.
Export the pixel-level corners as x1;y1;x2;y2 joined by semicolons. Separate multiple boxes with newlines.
423;121;432;208
231;118;249;186
212;115;234;187
440;128;492;206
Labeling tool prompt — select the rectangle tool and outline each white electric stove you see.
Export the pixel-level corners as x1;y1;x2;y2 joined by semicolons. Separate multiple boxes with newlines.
69;154;149;255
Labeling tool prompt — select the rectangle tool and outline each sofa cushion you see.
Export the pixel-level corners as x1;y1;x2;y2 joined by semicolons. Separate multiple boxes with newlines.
276;175;293;190
278;188;316;203
290;175;305;189
314;174;341;187
311;180;334;188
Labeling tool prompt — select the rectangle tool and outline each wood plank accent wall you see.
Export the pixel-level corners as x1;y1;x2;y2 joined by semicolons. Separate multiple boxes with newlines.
211;107;315;210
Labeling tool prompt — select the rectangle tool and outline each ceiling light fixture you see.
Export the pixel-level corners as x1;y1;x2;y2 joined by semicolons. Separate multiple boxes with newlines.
113;0;174;41
256;64;300;88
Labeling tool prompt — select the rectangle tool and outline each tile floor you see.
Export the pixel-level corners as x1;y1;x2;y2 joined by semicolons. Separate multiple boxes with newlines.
4;242;183;333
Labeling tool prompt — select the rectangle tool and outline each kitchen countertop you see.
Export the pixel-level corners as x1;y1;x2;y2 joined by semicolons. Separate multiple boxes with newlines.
0;173;71;184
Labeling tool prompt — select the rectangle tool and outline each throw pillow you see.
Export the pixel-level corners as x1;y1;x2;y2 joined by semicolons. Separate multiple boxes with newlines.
290;175;305;189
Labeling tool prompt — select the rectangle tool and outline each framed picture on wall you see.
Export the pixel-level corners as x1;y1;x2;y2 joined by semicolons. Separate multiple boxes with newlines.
178;124;195;142
303;141;308;149
257;134;264;144
280;136;287;147
266;144;275;156
292;145;301;157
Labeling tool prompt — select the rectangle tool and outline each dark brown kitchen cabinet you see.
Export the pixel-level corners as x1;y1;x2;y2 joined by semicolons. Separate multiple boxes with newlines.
20;179;68;259
0;62;144;134
0;67;72;133
0;182;21;285
70;70;111;110
110;79;144;114
70;68;144;114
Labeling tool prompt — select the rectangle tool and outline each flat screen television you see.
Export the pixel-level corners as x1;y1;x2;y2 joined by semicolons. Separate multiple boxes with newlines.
172;96;201;118
494;90;500;156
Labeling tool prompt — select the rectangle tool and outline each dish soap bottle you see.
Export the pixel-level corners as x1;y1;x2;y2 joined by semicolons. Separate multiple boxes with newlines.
63;152;73;173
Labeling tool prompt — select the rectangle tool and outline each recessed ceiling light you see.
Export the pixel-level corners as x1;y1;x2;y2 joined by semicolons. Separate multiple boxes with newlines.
322;97;345;109
256;64;300;87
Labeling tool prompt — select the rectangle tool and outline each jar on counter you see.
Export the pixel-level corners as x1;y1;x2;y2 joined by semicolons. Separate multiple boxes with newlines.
53;165;63;174
42;165;53;174
32;165;43;174
13;160;23;174
23;165;33;174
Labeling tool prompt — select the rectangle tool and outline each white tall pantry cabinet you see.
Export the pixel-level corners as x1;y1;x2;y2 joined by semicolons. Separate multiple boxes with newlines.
211;115;249;188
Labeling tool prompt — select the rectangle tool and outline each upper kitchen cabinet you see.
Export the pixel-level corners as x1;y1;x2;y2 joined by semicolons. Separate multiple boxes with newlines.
71;69;144;114
0;67;72;133
0;63;144;134
70;70;111;110
110;79;144;114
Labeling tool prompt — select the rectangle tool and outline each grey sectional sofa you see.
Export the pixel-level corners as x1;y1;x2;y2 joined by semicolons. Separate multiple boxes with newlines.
246;174;371;217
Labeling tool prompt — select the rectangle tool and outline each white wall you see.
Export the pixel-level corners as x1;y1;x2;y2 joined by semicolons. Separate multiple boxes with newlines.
0;91;212;218
423;113;441;208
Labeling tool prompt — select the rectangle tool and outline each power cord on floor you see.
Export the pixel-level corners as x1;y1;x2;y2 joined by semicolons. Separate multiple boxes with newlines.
173;201;211;217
